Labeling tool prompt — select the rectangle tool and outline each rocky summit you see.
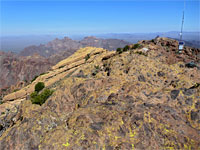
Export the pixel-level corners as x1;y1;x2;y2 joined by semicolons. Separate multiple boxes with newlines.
0;37;199;150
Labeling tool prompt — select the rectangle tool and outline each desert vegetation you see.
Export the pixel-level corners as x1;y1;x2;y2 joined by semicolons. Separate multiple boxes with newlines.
30;82;53;105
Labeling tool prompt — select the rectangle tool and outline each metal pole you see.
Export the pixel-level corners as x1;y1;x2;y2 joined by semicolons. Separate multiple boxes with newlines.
180;1;185;41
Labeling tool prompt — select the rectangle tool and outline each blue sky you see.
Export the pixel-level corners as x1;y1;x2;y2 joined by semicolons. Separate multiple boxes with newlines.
0;0;199;35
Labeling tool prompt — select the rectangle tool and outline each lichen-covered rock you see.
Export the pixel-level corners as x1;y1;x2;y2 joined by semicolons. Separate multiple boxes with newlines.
0;38;200;150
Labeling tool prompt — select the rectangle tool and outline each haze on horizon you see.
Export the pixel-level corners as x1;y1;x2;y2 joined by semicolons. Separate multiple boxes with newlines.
0;0;199;36
0;0;199;52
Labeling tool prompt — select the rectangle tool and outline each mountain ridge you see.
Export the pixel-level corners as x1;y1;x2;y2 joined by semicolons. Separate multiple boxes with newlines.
19;36;130;58
0;37;130;92
0;37;199;149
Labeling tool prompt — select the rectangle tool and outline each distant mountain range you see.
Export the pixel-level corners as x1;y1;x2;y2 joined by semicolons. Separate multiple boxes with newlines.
96;31;200;47
1;31;199;53
19;36;130;58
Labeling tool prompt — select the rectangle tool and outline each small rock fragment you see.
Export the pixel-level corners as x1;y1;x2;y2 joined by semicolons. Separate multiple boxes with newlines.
170;90;180;100
138;75;146;82
90;122;104;130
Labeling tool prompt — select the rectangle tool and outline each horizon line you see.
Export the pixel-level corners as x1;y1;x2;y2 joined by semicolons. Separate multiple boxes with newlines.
1;31;200;37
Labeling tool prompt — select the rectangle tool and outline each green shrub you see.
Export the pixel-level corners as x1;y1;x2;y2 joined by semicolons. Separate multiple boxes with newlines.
1;88;7;92
0;100;3;105
151;39;155;43
13;89;19;92
31;89;53;105
132;43;142;49
135;51;147;56
35;82;45;92
59;65;65;69
85;54;90;61
31;73;46;83
30;91;38;99
39;72;46;76
116;48;123;54
92;65;100;76
94;65;100;70
123;45;130;52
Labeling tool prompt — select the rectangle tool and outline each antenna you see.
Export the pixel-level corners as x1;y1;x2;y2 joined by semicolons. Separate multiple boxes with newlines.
180;0;185;41
179;0;186;52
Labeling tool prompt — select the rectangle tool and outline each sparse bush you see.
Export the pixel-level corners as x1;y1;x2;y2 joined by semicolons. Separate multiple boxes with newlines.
116;48;123;54
85;54;90;61
135;51;147;56
39;72;46;76
151;39;155;43
123;45;130;52
35;82;45;92
94;65;100;70
1;88;7;92
31;89;53;105
132;43;142;49
92;65;100;76
13;89;19;93
31;73;47;83
59;65;65;69
0;100;3;105
30;91;38;99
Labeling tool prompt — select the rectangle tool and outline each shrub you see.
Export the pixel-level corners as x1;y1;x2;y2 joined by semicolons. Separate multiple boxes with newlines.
132;43;142;49
123;45;130;52
35;82;45;92
31;73;46;83
135;51;147;56
31;89;53;105
1;88;7;92
59;65;65;69
13;89;19;92
0;100;3;105
30;91;38;99
116;48;123;54
92;65;100;76
85;54;90;61
94;65;100;70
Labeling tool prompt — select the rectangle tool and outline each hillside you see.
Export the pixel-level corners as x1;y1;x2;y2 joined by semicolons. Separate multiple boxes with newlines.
0;37;199;150
0;51;53;92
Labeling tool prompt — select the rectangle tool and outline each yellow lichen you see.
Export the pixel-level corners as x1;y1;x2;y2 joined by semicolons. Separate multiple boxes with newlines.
63;142;70;147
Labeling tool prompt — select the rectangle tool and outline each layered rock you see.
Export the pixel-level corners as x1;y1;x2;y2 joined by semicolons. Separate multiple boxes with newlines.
0;38;199;150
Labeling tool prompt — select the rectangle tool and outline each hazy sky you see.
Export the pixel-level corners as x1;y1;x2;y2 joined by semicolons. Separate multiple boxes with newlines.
0;0;199;35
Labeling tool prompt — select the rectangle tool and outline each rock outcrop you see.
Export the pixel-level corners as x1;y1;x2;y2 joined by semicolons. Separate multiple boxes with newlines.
0;37;199;150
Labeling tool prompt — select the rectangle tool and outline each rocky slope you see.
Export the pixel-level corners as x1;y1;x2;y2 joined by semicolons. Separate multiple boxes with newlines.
20;36;130;58
0;52;53;93
0;37;199;150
